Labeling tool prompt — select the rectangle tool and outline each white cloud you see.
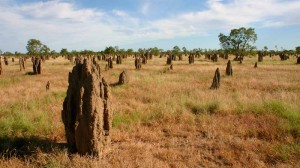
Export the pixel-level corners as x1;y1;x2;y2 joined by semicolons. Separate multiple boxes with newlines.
140;2;150;15
0;0;300;52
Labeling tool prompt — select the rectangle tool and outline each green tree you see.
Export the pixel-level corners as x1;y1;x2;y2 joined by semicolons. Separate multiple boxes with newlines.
50;50;57;55
182;47;188;55
41;45;50;55
172;46;181;55
218;27;257;61
296;46;300;56
104;46;116;55
126;48;134;55
150;47;160;56
26;39;47;56
60;48;69;55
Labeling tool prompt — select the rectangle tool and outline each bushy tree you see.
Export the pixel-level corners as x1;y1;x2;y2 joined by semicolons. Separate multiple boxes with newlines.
60;48;69;55
26;39;49;56
104;46;116;55
219;27;257;61
296;46;300;56
126;48;134;55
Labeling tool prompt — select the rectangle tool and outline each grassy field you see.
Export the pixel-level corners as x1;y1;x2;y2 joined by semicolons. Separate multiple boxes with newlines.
0;55;299;167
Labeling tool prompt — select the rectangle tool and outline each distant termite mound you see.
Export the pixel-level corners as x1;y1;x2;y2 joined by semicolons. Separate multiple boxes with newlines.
258;51;263;62
135;57;142;69
0;57;2;75
210;68;220;90
167;55;172;65
116;55;122;64
4;57;8;65
226;60;233;76
62;58;112;156
254;62;258;68
32;57;42;74
188;53;195;64
19;57;26;71
46;81;50;91
108;57;113;69
118;70;129;85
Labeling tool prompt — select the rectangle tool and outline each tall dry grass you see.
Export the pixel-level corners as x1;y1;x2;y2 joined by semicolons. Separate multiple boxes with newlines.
0;55;299;167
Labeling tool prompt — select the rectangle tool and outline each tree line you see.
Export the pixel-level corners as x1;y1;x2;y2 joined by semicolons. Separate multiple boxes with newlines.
1;27;300;57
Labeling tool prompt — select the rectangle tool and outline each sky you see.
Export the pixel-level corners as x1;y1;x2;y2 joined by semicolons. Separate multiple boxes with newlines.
0;0;300;53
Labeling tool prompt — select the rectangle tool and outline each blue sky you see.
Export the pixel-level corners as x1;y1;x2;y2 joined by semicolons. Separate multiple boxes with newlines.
0;0;300;53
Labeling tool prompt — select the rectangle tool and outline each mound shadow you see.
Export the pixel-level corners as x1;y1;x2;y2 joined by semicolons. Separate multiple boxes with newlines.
0;136;67;159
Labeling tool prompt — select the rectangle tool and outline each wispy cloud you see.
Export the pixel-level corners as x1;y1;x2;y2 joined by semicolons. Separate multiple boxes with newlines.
0;0;300;52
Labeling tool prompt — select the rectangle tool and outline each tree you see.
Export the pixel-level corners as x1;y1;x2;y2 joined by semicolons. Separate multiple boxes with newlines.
218;27;257;61
41;45;50;55
296;46;300;56
60;48;69;55
26;39;48;56
51;50;58;55
104;46;116;55
126;48;134;55
172;46;181;55
182;47;188;55
149;47;160;56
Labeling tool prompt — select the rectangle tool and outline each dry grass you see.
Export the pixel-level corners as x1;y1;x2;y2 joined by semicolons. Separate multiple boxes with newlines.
0;55;299;167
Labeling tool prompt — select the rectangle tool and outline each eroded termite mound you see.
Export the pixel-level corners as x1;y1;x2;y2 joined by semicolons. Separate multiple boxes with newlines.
62;58;112;156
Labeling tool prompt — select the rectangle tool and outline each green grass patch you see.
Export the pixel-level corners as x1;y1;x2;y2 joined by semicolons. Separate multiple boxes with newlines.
233;99;300;139
112;111;142;129
0;91;66;138
185;99;220;115
112;110;162;129
274;143;300;161
0;76;22;87
263;100;300;139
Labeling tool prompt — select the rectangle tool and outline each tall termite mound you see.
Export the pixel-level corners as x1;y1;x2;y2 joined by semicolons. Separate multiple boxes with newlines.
135;57;142;69
226;60;233;76
32;57;42;74
19;57;26;71
4;57;8;65
62;58;112;156
210;68;220;90
258;51;263;62
0;57;2;75
188;53;195;64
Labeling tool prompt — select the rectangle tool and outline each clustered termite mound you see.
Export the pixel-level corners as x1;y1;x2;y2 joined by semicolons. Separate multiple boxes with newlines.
62;58;112;157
